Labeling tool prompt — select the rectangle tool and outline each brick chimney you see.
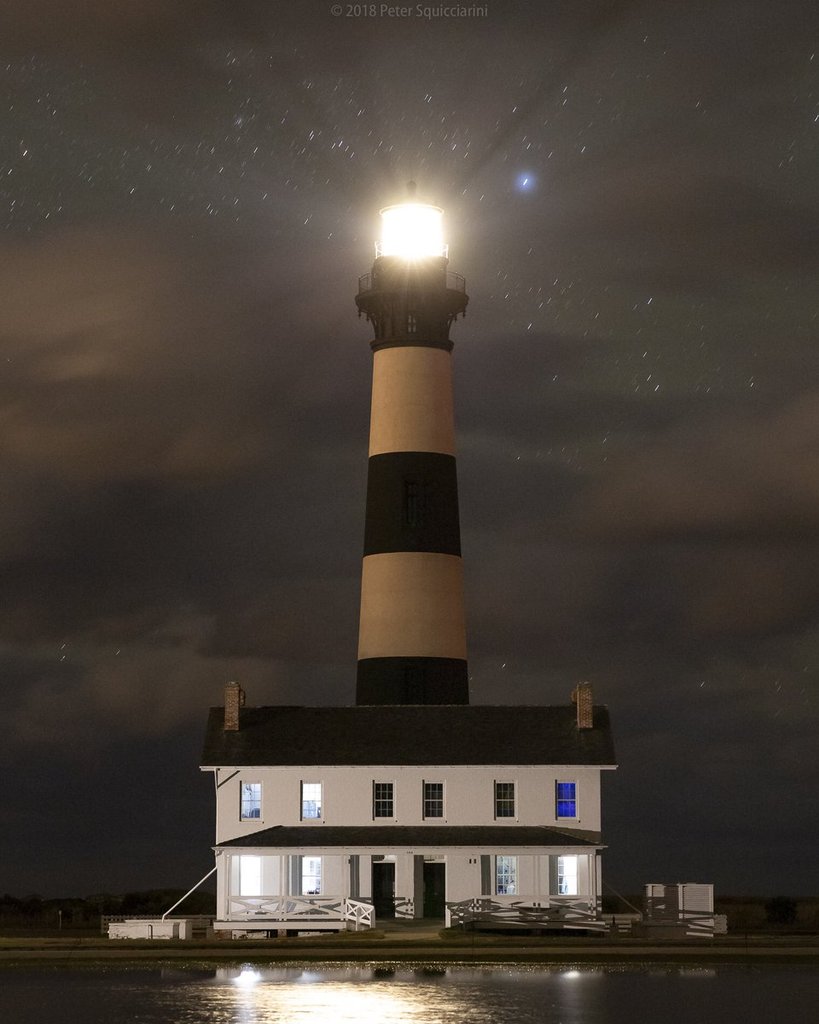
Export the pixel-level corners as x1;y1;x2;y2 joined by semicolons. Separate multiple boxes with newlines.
224;681;245;731
572;682;594;730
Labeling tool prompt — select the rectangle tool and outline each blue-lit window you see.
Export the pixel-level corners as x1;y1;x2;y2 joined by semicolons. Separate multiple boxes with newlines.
555;781;577;818
240;782;261;820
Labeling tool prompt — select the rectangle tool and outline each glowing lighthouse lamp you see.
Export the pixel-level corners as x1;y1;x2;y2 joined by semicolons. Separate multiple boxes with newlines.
375;197;448;260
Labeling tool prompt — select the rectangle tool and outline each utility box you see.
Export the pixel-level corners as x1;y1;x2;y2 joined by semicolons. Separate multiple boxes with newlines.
108;918;193;940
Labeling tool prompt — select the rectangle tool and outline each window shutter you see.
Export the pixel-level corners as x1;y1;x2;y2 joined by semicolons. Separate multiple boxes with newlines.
480;855;491;895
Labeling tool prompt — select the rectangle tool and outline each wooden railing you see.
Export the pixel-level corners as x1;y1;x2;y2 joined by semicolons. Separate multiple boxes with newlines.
226;895;374;931
344;899;376;931
394;895;415;919
645;891;716;936
644;908;716;937
447;896;606;932
681;910;717;936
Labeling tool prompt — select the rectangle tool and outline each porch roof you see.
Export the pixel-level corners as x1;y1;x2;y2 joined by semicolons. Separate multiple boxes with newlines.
201;704;615;767
216;824;602;849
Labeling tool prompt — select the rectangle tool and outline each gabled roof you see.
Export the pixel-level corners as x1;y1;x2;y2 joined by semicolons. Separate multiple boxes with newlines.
201;704;615;768
217;824;603;849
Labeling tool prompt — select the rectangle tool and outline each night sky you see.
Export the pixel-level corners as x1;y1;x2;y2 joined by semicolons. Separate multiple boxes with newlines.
1;2;816;899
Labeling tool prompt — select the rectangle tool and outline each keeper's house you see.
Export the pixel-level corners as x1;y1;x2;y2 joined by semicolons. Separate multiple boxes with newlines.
200;681;616;934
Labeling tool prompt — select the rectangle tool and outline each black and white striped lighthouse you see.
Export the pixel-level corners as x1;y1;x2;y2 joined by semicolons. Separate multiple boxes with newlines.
355;187;469;705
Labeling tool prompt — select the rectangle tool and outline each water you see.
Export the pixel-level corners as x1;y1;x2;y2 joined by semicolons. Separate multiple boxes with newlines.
3;964;818;1023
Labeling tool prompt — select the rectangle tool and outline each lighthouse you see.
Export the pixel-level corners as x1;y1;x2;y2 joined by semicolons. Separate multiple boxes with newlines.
196;192;616;939
355;187;470;705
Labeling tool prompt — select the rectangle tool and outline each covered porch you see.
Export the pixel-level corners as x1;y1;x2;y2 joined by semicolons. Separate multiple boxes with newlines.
214;825;605;935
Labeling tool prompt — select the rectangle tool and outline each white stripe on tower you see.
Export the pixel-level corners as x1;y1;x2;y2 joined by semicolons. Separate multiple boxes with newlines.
358;552;467;661
368;347;456;457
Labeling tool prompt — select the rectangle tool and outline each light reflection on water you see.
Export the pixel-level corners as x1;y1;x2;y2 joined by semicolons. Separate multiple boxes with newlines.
198;965;573;1024
4;963;819;1024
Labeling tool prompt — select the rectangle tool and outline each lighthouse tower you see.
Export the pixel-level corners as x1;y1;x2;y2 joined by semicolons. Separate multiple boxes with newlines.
355;187;469;705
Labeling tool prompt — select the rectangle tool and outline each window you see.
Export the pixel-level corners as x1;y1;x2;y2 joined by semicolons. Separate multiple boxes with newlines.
373;781;394;818
240;782;261;820
558;855;579;896
495;855;517;895
301;782;322;820
404;480;425;528
494;781;515;818
302;856;322;895
239;855;262;896
423;782;444;819
555;781;577;819
407;314;417;334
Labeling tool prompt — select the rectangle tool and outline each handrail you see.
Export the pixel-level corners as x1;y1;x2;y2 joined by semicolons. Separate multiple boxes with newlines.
357;271;466;296
162;866;217;920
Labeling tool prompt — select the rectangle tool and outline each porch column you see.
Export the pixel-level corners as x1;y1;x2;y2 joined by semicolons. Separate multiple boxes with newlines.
395;853;416;918
217;851;229;918
594;852;603;913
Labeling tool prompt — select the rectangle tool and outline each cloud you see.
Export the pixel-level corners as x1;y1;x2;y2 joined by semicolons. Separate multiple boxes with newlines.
571;394;819;542
4;619;248;747
0;227;286;481
0;221;369;733
0;2;229;53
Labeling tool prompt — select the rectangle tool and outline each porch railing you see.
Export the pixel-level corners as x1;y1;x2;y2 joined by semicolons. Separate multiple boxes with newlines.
644;908;717;937
226;895;374;931
447;895;606;932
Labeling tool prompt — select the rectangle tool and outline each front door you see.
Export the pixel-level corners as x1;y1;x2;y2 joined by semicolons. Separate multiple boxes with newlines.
423;862;446;918
372;862;396;919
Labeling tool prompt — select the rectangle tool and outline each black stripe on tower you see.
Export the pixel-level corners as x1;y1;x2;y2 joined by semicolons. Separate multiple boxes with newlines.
363;452;461;556
356;657;468;705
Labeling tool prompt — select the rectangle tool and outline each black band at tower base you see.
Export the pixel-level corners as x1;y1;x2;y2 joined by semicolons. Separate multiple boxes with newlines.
356;657;469;705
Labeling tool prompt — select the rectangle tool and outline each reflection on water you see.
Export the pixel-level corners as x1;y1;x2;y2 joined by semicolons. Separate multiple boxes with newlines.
201;965;590;1024
4;963;819;1024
